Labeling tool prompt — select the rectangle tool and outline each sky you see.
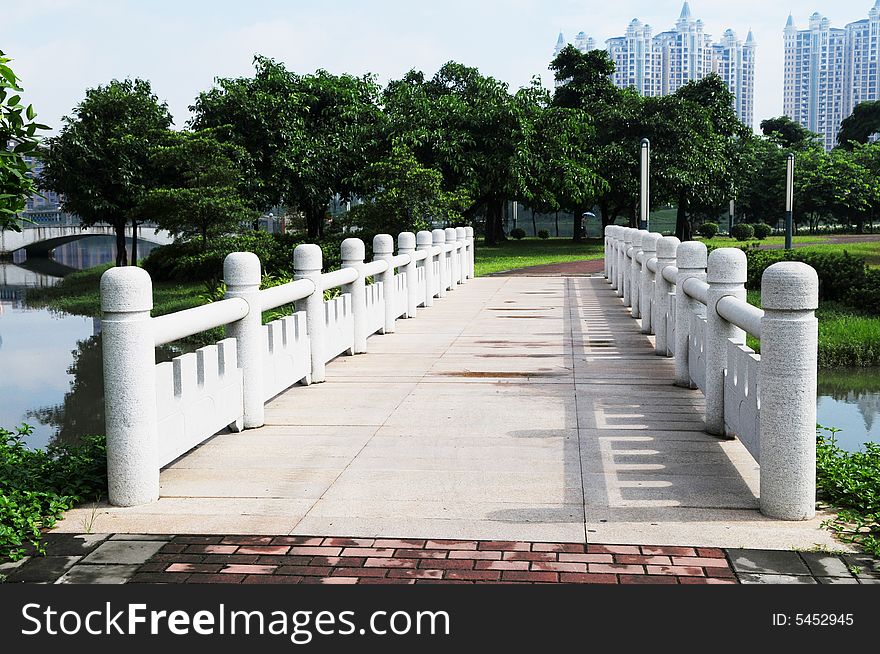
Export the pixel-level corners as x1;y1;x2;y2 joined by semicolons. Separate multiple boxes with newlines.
2;0;877;133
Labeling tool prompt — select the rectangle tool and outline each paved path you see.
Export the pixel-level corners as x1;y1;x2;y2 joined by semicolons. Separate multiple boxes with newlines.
4;533;878;584
56;274;843;550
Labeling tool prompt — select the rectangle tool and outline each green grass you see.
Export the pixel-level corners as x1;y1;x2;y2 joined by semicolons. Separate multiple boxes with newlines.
696;234;836;248
786;242;880;267
474;237;604;276
27;264;208;318
746;291;880;367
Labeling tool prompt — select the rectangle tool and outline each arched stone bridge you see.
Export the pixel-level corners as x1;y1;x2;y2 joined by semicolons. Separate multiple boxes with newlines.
0;223;174;256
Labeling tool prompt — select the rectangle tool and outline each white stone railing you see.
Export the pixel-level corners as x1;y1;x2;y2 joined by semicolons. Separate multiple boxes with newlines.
604;225;819;521
100;227;475;507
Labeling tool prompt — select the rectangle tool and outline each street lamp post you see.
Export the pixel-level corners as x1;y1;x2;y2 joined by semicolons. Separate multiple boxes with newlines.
640;138;650;230
785;153;795;250
729;198;735;235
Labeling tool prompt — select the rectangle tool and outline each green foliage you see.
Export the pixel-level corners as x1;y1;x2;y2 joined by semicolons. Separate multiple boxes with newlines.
816;304;880;368
816;425;880;556
509;228;526;240
729;223;754;241
192;58;383;238
760;116;820;150
0;425;106;561
0;50;47;231
752;223;772;240
837;100;880;149
39;78;172;266
743;249;873;309
141;231;318;282
537;229;550;240
346;140;469;235
696;222;718;238
142;128;258;244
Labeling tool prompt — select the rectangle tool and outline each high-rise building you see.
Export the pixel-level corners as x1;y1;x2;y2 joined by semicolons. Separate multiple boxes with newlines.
555;3;756;126
784;3;880;150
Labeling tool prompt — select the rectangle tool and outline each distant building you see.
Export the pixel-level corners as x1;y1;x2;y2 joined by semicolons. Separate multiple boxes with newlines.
784;3;880;150
554;3;756;125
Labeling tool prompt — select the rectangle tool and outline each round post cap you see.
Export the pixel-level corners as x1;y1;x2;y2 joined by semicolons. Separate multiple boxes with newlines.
372;233;394;255
397;232;416;251
657;236;681;259
707;248;747;284
223;251;262;287
641;232;662;252
761;261;819;310
100;265;154;312
416;230;434;247
341;237;365;262
676;241;708;270
294;243;323;271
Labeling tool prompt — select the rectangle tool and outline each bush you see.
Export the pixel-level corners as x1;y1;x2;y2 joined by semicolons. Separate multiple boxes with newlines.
537;229;550;240
752;223;772;240
142;231;324;282
696;222;718;238
0;425;107;561
816;425;880;555
729;223;755;241
510;228;526;240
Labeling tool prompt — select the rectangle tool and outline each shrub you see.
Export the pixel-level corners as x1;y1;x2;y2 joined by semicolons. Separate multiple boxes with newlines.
816;425;880;555
142;231;320;282
0;425;107;561
696;222;718;238
537;229;550;240
509;228;526;240
752;223;772;240
729;223;755;241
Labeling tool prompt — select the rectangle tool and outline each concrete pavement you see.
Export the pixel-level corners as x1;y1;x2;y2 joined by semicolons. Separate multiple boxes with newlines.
55;275;845;551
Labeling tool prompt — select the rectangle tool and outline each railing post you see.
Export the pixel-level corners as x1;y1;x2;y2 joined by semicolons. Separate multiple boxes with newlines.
294;244;326;383
445;227;459;287
622;229;634;306
373;233;397;333
417;230;435;307
759;262;819;520
674;241;708;388
630;230;646;319
224;252;265;427
614;227;629;297
398;231;418;318
465;226;475;278
639;232;660;333
654;236;680;356
705;248;747;436
341;238;367;354
101;266;159;507
432;229;448;297
604;225;612;279
455;227;467;283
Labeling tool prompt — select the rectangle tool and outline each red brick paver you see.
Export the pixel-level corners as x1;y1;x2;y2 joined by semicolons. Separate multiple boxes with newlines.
128;535;738;585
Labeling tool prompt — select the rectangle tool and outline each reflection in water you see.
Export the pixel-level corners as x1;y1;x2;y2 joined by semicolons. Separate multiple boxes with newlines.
0;235;165;448
817;368;880;453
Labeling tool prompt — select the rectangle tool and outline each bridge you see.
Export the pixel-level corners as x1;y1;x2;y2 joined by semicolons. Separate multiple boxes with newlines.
55;226;840;551
0;221;174;256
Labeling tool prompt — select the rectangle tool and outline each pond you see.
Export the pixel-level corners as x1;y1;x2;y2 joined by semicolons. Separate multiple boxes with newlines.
817;368;880;453
0;236;163;449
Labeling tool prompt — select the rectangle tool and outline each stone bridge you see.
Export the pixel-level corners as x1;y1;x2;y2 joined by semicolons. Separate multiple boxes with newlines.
0;223;174;256
54;227;843;552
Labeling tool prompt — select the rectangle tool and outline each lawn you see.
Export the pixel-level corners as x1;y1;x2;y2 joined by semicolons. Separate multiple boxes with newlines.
474;237;604;277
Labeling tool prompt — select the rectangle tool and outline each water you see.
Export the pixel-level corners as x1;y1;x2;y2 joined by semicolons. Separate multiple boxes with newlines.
0;236;162;449
817;368;880;453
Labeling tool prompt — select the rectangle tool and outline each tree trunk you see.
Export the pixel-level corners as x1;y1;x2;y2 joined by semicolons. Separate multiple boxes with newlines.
115;222;127;267
306;205;325;239
130;218;139;266
572;210;583;242
484;197;505;246
674;193;691;241
555;211;559;237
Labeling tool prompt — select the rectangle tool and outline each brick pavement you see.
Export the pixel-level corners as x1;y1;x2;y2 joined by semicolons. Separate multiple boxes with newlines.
3;533;877;585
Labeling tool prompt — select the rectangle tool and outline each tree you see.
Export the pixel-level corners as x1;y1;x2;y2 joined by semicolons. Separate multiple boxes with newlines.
141;129;256;246
837;100;880;149
346;139;470;235
383;63;549;246
794;148;874;233
191;57;384;238
736;137;788;226
760;116;820;150
0;50;46;231
40;79;172;266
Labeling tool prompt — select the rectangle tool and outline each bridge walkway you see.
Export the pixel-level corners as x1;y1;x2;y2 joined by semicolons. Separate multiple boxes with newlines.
57;274;839;549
